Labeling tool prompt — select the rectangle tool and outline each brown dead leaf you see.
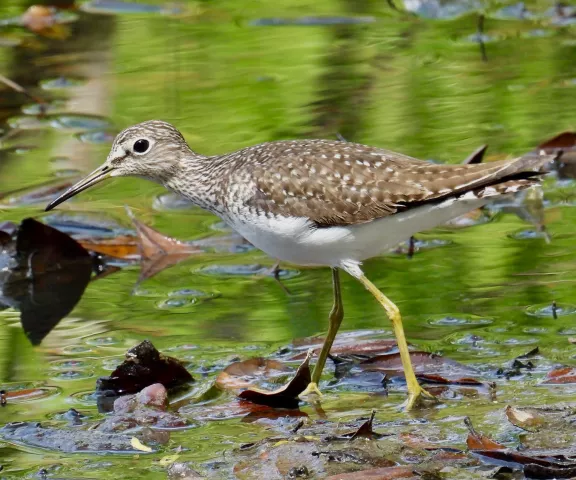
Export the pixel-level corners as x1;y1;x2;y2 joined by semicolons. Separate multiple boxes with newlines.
21;5;71;39
79;236;139;259
542;366;576;384
464;417;505;451
125;207;201;282
505;405;544;432
237;350;313;409
360;351;482;385
325;466;417;480
216;358;291;391
5;388;47;401
291;337;398;360
335;410;386;441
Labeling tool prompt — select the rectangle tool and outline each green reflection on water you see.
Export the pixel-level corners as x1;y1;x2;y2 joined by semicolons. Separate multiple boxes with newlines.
0;0;574;476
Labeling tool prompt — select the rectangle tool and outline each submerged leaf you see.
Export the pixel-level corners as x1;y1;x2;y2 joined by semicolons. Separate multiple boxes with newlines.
464;417;505;451
542;366;576;384
361;351;482;385
325;466;417;479
125;207;201;282
131;436;153;452
79;235;139;259
505;405;544;431
216;358;291;390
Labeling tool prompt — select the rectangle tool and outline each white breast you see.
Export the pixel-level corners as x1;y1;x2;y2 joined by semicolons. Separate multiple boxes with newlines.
223;195;488;268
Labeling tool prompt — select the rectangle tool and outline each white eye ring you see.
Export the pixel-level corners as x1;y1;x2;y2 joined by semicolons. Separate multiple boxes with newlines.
132;138;153;155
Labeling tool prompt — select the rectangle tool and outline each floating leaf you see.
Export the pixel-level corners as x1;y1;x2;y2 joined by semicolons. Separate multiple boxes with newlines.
237;350;313;409
79;235;139;259
542;366;576;384
361;351;482;385
325;466;416;479
505;405;544;431
291;337;398;361
130;437;152;453
337;410;387;441
464;417;505;451
216;358;291;391
125;207;201;283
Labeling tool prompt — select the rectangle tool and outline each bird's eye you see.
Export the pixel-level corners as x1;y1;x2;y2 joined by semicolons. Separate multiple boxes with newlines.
133;139;150;154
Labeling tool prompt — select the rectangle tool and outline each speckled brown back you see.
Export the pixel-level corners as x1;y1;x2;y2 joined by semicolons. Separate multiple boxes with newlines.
221;139;550;226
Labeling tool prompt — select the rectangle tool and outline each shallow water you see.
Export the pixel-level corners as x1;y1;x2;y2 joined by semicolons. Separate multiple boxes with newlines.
0;0;575;478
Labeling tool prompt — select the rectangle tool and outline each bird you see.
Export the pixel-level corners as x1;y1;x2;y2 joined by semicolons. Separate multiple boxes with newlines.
45;120;555;409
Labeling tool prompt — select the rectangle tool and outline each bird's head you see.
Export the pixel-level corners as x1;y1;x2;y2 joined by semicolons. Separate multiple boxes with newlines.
45;120;191;211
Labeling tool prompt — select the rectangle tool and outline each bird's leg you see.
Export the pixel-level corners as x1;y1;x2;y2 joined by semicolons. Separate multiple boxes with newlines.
351;270;437;410
300;268;343;397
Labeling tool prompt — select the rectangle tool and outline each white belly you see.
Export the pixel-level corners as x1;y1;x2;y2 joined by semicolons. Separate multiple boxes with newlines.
223;196;488;268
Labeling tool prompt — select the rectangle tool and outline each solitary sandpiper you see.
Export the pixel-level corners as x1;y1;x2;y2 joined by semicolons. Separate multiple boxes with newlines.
46;120;554;409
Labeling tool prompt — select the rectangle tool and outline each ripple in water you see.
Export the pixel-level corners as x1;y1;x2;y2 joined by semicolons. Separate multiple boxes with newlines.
525;303;576;317
427;314;493;327
51;370;94;381
197;264;300;279
84;334;124;347
40;76;86;90
509;228;549;240
49;359;90;370
49;114;112;132
76;130;116;144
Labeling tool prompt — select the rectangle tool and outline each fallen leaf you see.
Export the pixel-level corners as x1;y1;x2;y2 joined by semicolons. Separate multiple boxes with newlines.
523;463;576;479
505;405;544;431
131;436;153;452
542;366;576;384
96;340;194;395
216;358;291;390
79;235;139;259
291;337;398;360
2;219;93;345
324;466;417;479
5;388;46;401
360;351;482;385
237;350;313;408
125;207;201;282
336;410;386;441
464;417;506;451
159;454;180;466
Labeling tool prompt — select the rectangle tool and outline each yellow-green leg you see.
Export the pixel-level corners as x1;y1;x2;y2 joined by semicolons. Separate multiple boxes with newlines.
300;268;344;397
354;273;436;410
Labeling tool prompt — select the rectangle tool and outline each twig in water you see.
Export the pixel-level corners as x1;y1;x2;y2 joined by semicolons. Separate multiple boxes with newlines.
477;15;488;62
0;74;47;109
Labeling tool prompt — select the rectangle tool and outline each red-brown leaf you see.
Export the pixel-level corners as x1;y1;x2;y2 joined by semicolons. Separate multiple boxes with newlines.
237;352;312;409
542;366;576;384
325;466;417;480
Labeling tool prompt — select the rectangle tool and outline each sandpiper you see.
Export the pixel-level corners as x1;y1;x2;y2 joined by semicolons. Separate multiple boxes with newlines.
46;120;554;409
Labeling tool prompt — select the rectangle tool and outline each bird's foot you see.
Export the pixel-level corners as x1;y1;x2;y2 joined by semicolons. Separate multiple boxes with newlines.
299;382;323;398
402;386;438;411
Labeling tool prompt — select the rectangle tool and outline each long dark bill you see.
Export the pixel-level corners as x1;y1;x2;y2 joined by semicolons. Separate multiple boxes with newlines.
45;165;113;211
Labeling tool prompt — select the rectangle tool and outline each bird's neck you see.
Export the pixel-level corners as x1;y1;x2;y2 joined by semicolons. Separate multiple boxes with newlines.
162;152;233;214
